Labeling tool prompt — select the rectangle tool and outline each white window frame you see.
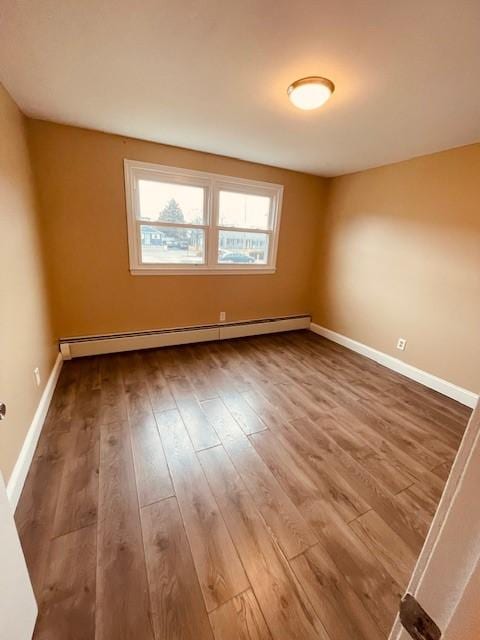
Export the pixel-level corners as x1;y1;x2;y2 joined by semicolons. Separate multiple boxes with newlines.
124;159;283;275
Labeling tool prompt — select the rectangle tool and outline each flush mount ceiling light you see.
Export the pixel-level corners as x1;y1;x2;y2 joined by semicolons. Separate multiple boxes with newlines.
287;76;335;110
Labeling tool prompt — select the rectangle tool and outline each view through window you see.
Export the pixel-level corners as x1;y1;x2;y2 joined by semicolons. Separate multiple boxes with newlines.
125;160;283;273
138;180;206;264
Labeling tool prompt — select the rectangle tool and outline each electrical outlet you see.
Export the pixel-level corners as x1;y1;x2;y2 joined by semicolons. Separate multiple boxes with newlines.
397;338;407;351
219;311;226;322
33;367;41;386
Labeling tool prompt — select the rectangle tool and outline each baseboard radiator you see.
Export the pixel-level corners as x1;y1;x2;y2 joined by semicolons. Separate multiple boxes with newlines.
59;315;311;359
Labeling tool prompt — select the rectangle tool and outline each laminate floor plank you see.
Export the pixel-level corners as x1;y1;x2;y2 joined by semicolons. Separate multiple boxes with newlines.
242;388;289;431
350;510;418;587
219;390;267;435
255;380;308;421
96;420;154;640
156;346;189;379
292;416;426;555
249;426;368;525
393;492;432;537
202;398;317;558
119;351;154;420
142;349;177;413
184;345;223;400
406;468;446;504
41;360;79;435
234;343;289;386
276;382;328;421
310;381;445;470
400;484;440;519
292;330;469;444
317;412;413;494
53;417;100;537
170;377;221;450
209;589;272;640
291;543;383;640
387;397;465;443
365;399;458;462
275;420;372;522
355;398;451;467
17;330;469;640
250;430;402;634
308;341;462;446
98;354;128;424
311;511;403;635
226;347;273;386
256;339;320;387
129;412;174;507
141;497;214;640
391;469;445;525
431;461;453;482
295;353;451;467
329;406;428;483
399;385;472;426
157;409;249;611
177;397;221;450
33;525;96;640
296;380;340;413
198;445;329;640
210;364;253;395
51;361;103;538
249;428;323;509
211;353;255;394
15;431;71;599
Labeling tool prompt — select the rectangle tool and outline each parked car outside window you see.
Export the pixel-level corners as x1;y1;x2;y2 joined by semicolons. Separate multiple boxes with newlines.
219;252;256;263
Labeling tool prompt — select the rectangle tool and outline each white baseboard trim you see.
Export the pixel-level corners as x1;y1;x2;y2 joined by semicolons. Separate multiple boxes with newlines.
7;352;63;510
310;323;478;409
61;315;311;358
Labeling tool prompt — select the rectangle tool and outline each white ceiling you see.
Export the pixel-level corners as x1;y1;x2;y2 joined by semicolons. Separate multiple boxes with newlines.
1;0;479;176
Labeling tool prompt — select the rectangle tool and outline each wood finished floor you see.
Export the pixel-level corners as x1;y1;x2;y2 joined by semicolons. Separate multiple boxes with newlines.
16;331;471;640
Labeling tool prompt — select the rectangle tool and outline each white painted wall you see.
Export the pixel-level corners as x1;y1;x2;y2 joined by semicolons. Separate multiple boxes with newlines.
443;557;480;639
0;472;37;640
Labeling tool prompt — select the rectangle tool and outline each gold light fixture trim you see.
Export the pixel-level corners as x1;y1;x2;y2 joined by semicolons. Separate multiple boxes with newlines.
287;76;335;110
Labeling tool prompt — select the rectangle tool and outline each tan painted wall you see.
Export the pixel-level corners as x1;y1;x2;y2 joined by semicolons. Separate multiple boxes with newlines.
0;85;57;482
27;120;327;338
312;144;480;393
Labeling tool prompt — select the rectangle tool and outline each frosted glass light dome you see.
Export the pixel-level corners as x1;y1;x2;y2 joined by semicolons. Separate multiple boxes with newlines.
287;77;335;110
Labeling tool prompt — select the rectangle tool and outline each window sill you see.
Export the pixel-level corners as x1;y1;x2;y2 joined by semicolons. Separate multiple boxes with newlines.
130;267;277;276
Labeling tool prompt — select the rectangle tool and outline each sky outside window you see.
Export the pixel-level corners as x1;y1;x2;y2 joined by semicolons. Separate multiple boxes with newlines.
219;191;270;229
138;179;205;224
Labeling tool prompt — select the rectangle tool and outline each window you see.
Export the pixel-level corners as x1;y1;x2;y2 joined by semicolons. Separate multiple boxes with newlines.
124;160;283;274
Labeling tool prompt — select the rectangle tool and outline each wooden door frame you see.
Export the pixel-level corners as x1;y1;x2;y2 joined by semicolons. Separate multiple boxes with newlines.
389;401;480;639
0;471;38;639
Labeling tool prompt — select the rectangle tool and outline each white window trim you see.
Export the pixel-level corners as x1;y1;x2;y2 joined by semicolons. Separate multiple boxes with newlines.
124;159;284;275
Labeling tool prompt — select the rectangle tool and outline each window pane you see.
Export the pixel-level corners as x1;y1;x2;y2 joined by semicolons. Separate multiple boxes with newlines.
138;180;205;224
218;191;270;229
140;225;205;264
218;230;269;265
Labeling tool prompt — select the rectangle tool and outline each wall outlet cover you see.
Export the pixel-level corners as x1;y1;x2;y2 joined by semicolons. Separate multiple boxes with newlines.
397;338;407;351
